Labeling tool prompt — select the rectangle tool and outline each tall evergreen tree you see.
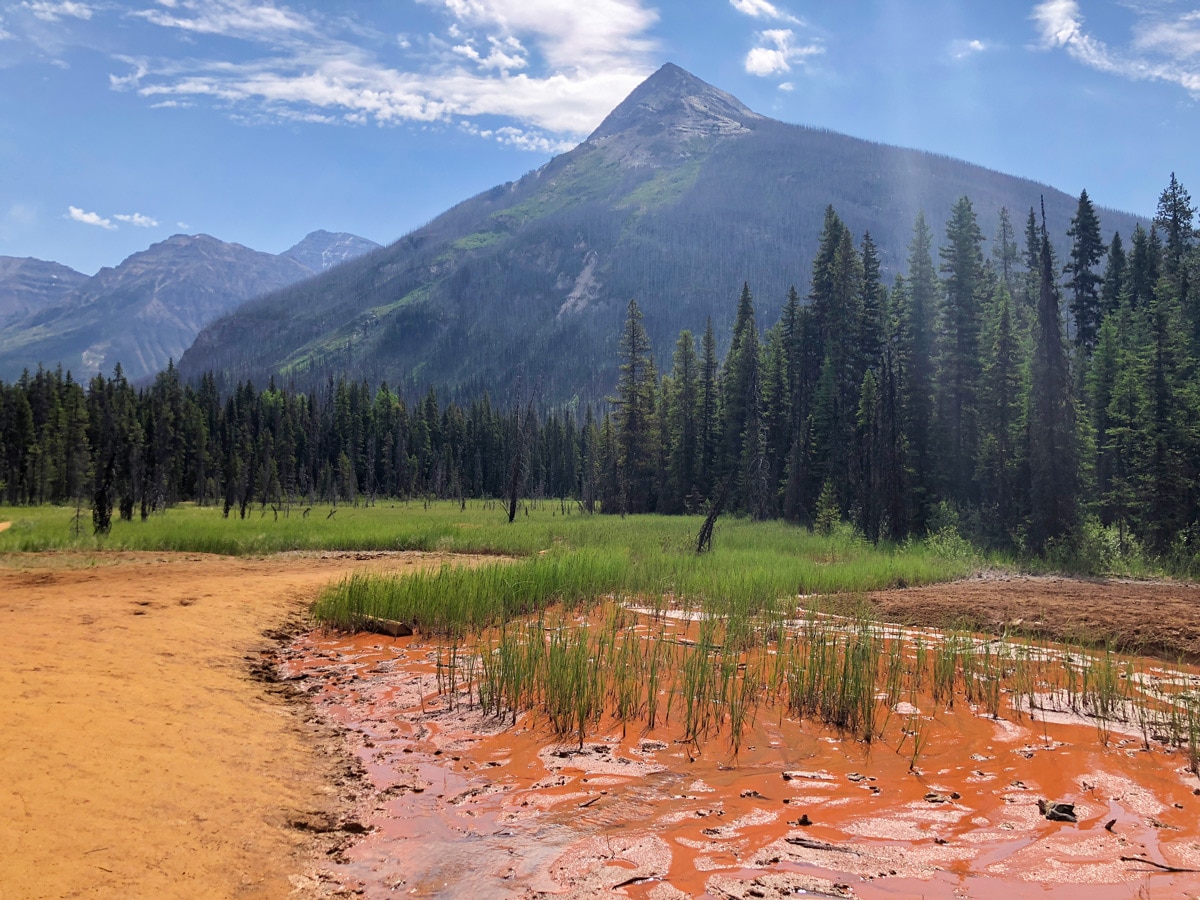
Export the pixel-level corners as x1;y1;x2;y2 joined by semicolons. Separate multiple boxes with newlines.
1127;223;1161;310
698;317;720;497
719;284;763;511
1100;232;1126;320
665;330;701;512
992;207;1021;298
611;299;657;514
1065;189;1105;355
936;196;986;506
1028;204;1080;551
897;213;938;532
976;281;1029;545
858;231;887;372
1155;173;1196;302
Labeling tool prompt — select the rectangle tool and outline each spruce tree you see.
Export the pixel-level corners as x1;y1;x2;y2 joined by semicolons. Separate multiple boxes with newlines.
1065;189;1105;355
719;284;763;512
612;299;657;514
936;196;986;507
859;231;887;372
898;213;938;532
1028;204;1080;552
1100;232;1126;320
976;281;1029;545
1155;173;1196;302
665;330;700;512
698;317;720;497
992;207;1021;298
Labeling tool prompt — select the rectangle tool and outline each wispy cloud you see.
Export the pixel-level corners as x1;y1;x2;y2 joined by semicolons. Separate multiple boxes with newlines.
67;206;116;230
1033;0;1200;95
130;0;314;39
729;0;798;24
93;0;661;148
744;28;822;77
950;38;989;61
113;212;159;227
20;1;94;22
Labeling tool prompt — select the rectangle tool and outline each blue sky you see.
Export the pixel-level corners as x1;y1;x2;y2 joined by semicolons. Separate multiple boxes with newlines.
1;0;1198;274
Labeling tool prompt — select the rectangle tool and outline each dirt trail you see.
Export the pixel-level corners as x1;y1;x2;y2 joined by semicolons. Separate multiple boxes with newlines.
0;550;491;900
0;522;10;532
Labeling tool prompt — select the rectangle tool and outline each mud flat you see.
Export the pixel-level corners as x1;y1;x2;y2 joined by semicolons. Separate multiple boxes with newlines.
282;578;1200;899
867;574;1200;662
0;550;492;899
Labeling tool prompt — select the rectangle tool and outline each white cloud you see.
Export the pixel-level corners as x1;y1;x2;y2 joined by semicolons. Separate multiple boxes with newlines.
950;38;988;61
452;34;528;73
176;221;191;230
131;0;315;40
109;57;148;91
113;212;159;227
1032;0;1200;95
744;28;822;77
778;81;794;91
106;0;660;144
460;120;576;153
67;206;116;230
432;0;658;71
20;1;93;22
729;0;798;23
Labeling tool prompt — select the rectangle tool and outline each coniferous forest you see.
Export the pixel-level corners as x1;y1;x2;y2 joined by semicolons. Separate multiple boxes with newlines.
4;177;1200;566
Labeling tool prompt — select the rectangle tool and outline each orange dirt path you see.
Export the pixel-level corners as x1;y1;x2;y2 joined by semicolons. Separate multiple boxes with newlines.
0;551;490;900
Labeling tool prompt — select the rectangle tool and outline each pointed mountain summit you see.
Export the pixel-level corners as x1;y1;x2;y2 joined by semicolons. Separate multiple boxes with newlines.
283;230;381;273
589;63;760;146
180;64;1143;405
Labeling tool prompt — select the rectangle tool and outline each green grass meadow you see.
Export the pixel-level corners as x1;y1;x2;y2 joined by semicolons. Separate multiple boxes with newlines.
1;500;974;620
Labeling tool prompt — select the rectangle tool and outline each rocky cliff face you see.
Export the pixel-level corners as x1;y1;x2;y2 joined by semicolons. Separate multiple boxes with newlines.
0;257;88;328
283;230;381;273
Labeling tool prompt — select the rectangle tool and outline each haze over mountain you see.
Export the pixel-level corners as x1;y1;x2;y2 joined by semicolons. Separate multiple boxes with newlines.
282;231;383;274
179;64;1143;407
0;230;379;383
0;258;88;329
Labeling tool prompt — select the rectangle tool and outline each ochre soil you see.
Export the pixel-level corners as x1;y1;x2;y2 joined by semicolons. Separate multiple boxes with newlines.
0;550;493;900
284;619;1200;899
865;573;1200;662
6;558;1200;900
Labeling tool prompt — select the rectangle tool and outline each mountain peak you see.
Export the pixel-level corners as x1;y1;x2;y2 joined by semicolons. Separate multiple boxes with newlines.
283;230;381;274
588;63;760;145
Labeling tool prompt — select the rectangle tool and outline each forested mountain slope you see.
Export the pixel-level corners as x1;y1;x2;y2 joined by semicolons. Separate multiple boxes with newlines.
179;63;1143;405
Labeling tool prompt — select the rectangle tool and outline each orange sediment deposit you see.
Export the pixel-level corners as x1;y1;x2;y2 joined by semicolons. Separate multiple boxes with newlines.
0;521;10;532
283;603;1200;899
0;550;496;899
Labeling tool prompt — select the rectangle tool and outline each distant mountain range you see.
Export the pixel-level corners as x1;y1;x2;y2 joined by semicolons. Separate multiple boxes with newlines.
0;230;380;382
178;64;1145;407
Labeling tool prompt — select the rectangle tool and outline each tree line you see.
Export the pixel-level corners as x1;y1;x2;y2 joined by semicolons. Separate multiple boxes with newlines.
604;175;1200;559
1;175;1198;561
